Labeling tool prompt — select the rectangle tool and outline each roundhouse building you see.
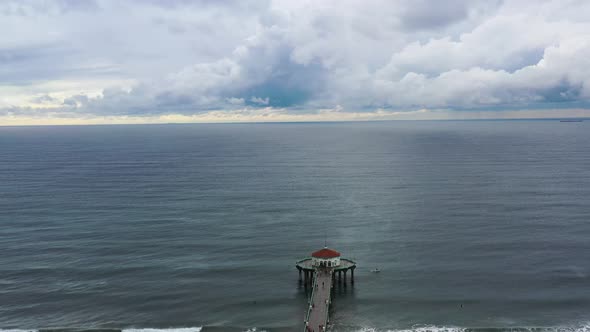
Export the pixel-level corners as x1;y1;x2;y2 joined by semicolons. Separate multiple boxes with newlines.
311;247;341;268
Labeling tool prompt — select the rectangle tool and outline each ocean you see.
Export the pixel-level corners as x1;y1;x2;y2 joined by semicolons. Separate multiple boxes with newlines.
1;120;590;332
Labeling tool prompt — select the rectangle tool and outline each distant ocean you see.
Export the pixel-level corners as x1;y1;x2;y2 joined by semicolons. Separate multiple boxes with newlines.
1;120;590;332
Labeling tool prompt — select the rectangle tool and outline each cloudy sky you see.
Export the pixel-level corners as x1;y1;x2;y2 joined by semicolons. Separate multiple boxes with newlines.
2;0;590;125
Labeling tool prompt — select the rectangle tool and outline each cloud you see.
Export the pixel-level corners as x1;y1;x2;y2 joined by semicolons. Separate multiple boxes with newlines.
250;96;270;105
1;0;590;124
226;97;245;105
63;94;90;107
30;94;57;104
371;35;590;109
399;0;474;30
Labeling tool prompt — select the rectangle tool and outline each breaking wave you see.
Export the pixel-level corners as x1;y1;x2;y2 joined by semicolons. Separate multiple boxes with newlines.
0;328;203;332
123;329;202;332
345;324;590;332
3;325;590;332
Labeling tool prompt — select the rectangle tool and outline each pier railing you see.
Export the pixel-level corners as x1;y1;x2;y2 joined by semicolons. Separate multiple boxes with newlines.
303;272;317;332
323;270;332;329
296;258;312;265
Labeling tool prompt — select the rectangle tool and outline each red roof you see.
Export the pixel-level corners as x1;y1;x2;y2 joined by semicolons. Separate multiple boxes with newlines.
312;248;341;259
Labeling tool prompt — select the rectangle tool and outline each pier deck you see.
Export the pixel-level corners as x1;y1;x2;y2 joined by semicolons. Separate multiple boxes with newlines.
296;250;356;331
297;258;356;271
305;268;332;332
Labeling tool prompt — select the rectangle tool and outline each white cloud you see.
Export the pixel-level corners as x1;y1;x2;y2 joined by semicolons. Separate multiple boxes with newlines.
226;97;245;105
1;0;590;124
250;96;270;105
371;34;590;108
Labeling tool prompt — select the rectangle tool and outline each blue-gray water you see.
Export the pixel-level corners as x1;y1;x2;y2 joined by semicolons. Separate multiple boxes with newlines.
1;121;590;332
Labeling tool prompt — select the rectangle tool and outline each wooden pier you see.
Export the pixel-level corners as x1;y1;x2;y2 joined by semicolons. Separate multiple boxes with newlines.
296;248;356;332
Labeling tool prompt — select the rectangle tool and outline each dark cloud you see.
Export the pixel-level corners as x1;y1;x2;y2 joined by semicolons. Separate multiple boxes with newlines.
63;94;89;107
237;52;326;108
400;0;471;30
539;80;584;103
502;48;545;73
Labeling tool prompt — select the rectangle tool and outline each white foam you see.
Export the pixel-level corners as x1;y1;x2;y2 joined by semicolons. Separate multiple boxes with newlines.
356;326;465;332
0;330;38;332
375;325;590;332
553;324;590;332
356;328;377;332
123;328;201;332
393;327;465;332
242;328;267;332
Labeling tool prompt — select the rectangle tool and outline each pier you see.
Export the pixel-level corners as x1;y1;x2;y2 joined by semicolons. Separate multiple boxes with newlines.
296;248;356;332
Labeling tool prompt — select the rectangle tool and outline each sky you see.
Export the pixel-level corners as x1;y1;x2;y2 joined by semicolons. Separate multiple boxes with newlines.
2;0;590;125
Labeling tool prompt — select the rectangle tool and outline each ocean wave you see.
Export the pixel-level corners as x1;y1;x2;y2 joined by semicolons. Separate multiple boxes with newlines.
389;326;465;332
123;329;202;332
3;325;590;332
0;328;202;332
351;326;465;332
345;324;590;332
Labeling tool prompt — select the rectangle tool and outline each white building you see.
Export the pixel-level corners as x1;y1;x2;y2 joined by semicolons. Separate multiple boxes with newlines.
311;247;341;267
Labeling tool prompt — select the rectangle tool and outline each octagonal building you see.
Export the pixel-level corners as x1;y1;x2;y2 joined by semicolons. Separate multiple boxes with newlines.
311;247;341;267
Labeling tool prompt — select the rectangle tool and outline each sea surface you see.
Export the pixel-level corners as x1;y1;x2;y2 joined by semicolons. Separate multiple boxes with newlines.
1;120;590;332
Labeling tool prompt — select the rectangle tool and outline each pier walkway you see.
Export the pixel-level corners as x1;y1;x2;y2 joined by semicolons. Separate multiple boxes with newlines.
305;268;332;332
296;248;356;331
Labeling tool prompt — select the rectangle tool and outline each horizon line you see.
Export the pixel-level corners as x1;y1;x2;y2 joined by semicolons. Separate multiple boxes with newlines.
0;116;588;127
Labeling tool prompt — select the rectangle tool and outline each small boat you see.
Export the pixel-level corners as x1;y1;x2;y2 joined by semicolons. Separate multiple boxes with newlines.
370;268;381;273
